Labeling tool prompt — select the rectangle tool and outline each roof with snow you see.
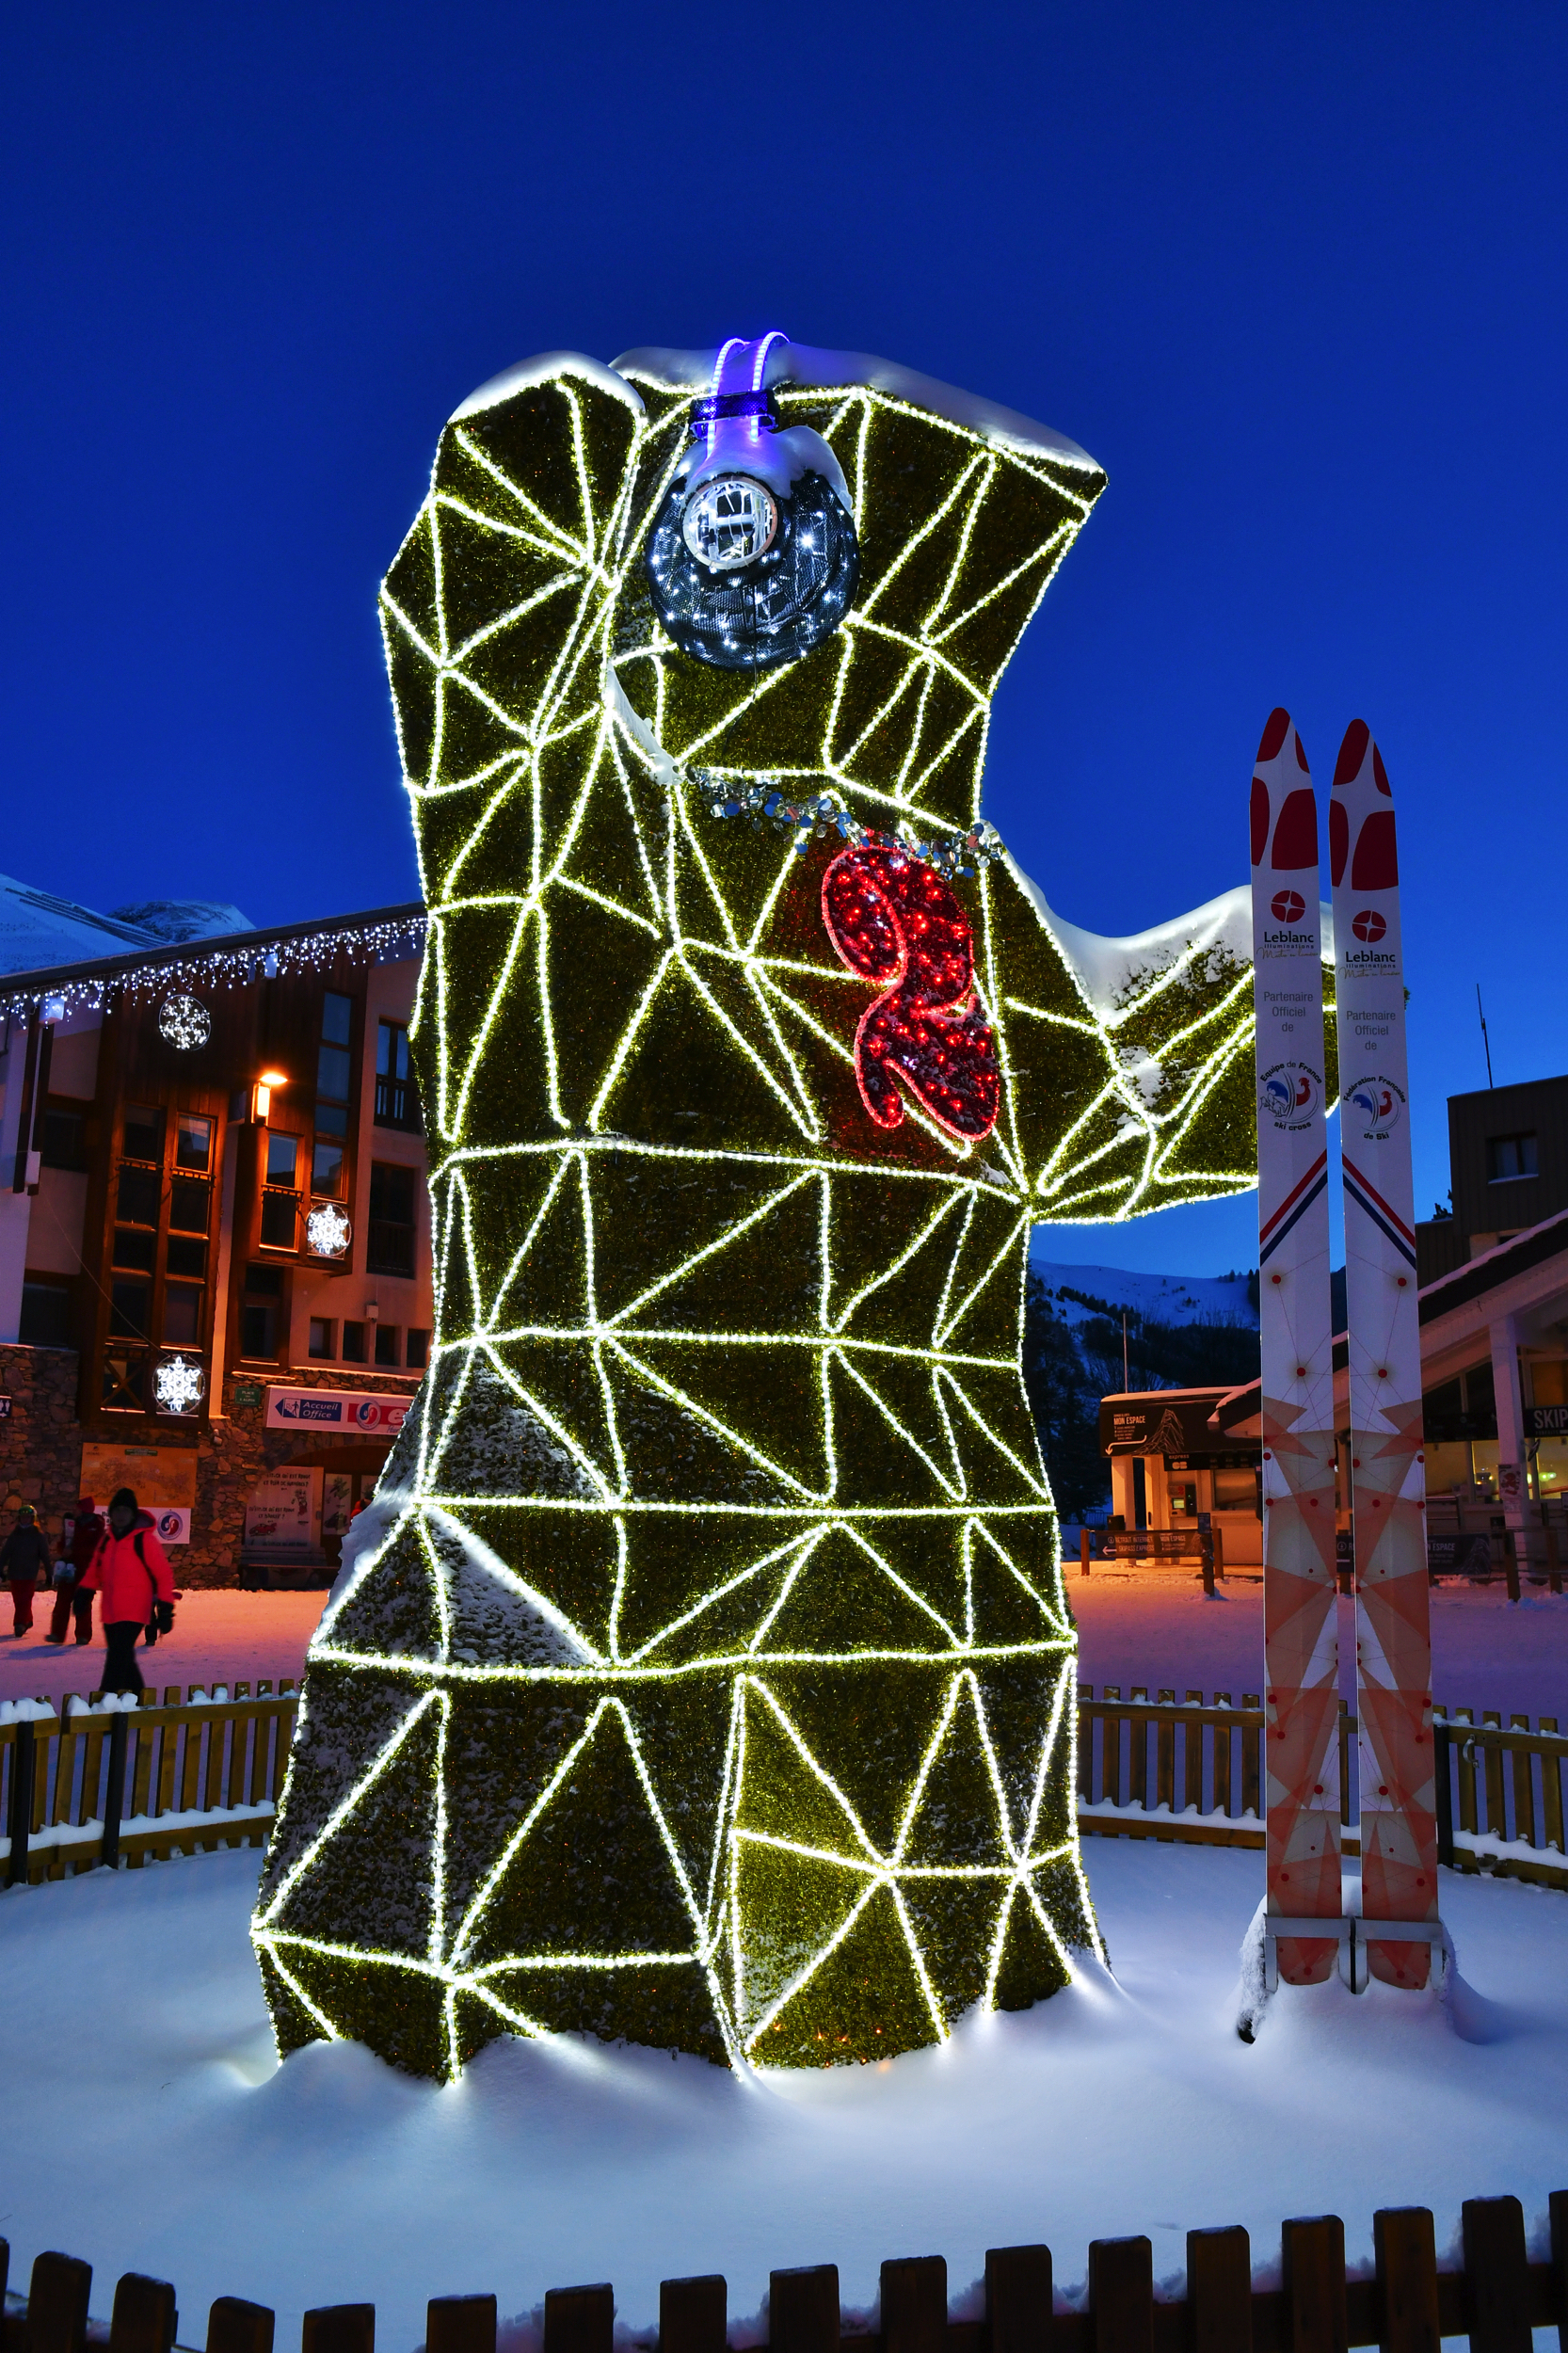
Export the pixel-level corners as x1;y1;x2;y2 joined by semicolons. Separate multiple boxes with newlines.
0;898;425;1019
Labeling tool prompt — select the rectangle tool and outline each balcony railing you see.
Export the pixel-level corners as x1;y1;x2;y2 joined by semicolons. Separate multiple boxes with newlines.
375;1076;422;1132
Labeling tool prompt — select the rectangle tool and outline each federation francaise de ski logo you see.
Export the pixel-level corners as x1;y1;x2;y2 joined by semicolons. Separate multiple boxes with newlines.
1346;1074;1404;1139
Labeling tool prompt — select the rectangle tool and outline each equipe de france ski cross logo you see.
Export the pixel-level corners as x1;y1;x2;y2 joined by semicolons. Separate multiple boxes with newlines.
1257;1060;1322;1130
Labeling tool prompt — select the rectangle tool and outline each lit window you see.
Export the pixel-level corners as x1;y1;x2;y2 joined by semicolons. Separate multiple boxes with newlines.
266;1134;299;1186
176;1114;213;1171
375;1022;421;1130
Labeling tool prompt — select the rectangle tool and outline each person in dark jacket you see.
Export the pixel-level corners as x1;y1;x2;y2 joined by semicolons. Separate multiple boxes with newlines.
2;1505;53;1637
77;1488;175;1694
45;1495;103;1646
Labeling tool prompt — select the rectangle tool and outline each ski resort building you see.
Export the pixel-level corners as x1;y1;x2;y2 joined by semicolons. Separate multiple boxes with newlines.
0;889;430;1584
1100;1207;1568;1575
1415;1071;1568;1282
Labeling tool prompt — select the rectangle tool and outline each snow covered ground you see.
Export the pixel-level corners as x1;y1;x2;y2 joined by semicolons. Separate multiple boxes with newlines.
5;1578;1563;1725
1;1843;1563;2349
0;1589;326;1709
1072;1568;1568;1721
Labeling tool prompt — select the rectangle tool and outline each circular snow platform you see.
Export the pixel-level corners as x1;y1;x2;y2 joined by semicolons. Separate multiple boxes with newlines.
1;1844;1563;2348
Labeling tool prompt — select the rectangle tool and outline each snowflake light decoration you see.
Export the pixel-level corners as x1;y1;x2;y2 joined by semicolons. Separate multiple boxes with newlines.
157;993;211;1050
306;1201;352;1259
153;1353;204;1415
253;339;1263;2086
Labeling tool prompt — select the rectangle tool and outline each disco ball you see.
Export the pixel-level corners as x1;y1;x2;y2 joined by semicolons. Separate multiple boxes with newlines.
158;993;212;1050
680;475;778;568
646;469;858;672
306;1200;352;1259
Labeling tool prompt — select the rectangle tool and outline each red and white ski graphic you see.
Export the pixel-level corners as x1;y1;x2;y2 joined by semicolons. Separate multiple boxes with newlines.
1330;721;1438;1988
1252;709;1341;1983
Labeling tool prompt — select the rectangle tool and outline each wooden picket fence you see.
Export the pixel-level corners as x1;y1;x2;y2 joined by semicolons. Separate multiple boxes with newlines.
5;1679;1566;1897
1076;1685;1568;1890
4;2195;1568;2353
0;1682;297;1885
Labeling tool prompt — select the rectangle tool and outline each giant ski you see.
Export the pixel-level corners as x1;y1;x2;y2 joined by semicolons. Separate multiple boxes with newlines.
1330;721;1439;1988
1252;709;1341;1983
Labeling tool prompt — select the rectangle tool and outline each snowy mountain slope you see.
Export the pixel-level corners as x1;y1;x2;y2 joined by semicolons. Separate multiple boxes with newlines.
107;898;254;943
1029;1257;1259;1331
0;874;256;977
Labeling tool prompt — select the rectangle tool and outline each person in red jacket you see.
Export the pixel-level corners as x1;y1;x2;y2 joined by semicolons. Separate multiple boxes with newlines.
77;1487;175;1694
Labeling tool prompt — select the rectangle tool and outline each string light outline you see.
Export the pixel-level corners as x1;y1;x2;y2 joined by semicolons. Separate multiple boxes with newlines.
258;356;1245;2078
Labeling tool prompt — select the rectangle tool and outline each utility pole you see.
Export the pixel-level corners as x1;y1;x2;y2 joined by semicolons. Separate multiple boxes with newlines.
1477;984;1495;1087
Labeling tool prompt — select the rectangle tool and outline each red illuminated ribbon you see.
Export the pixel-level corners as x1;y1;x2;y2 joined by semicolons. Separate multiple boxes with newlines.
822;844;1000;1141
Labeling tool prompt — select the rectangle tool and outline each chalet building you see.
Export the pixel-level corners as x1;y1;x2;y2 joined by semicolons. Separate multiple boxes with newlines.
0;895;430;1583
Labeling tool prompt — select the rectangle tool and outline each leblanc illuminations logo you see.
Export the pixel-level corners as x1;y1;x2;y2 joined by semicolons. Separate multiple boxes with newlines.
1344;906;1397;968
1257;887;1315;959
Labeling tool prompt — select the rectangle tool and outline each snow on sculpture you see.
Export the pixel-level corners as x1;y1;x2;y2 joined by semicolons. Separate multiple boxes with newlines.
252;334;1262;2080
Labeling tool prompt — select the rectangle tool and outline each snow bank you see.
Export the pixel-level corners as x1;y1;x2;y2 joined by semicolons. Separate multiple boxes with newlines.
1;1845;1564;2352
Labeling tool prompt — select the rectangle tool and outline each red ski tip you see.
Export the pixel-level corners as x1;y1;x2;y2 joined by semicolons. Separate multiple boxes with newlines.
1334;719;1371;788
1256;708;1292;762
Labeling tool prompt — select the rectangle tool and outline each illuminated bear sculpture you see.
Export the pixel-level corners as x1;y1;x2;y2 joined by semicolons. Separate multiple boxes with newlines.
252;336;1256;2079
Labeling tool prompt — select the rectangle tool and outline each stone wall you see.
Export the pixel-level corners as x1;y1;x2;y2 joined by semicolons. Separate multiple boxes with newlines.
0;1344;87;1540
0;1344;420;1584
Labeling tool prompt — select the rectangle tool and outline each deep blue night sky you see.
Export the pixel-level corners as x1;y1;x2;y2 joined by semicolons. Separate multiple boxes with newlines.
3;4;1563;1268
